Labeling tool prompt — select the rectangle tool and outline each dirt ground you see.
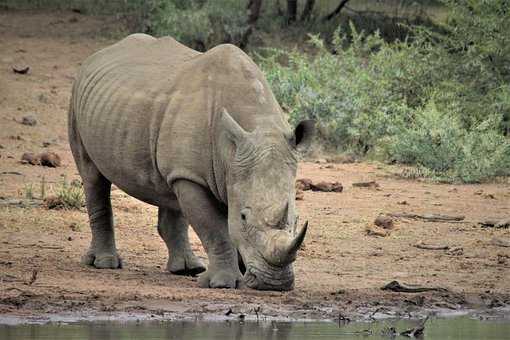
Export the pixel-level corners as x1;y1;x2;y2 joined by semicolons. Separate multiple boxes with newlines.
1;10;509;322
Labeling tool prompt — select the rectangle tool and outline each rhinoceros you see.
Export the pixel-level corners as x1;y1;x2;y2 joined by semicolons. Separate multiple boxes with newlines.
68;34;314;291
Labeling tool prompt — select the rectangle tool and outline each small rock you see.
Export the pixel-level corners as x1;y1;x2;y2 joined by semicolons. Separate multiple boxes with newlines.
314;159;327;164
21;152;40;165
295;189;304;201
21;115;37;126
483;193;496;199
497;254;507;265
42;141;51;147
39;152;61;167
365;226;390;237
67;236;73;241
374;215;394;229
44;196;63;209
296;178;312;191
397;200;408;205
310;181;343;192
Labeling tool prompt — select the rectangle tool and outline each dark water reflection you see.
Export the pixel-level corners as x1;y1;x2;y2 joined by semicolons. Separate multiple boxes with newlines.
1;316;510;340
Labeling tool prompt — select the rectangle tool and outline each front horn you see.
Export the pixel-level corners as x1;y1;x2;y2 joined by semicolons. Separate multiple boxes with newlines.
263;221;308;267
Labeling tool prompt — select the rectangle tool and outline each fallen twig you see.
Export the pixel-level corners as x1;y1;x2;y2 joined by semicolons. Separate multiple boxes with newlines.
479;219;510;229
1;171;23;176
381;280;447;293
414;241;449;250
388;213;465;222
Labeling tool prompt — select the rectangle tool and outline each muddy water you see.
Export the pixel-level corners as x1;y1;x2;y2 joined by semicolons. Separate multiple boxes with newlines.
1;316;509;340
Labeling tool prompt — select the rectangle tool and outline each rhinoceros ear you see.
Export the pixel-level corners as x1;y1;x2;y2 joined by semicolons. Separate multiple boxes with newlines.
219;108;248;144
293;120;315;152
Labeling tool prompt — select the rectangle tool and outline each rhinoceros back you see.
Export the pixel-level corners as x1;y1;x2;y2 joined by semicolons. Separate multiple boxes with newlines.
70;34;200;205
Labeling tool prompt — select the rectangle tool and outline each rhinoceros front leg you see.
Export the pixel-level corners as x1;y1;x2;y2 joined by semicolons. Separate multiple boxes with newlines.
157;207;206;276
173;180;242;288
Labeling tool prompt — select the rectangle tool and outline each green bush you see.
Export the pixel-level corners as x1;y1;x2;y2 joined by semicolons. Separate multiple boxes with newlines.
259;1;510;182
150;0;248;51
259;26;433;153
389;102;510;182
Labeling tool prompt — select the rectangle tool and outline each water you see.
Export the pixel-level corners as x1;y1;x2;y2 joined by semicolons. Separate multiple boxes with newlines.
1;316;510;340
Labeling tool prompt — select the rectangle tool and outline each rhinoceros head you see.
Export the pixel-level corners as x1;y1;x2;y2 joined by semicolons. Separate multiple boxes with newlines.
219;109;314;291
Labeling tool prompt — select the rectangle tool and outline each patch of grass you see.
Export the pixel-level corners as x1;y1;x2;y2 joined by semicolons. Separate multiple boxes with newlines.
23;183;35;199
38;177;86;210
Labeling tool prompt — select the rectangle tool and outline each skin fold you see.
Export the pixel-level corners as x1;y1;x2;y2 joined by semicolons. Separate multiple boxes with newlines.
69;33;314;291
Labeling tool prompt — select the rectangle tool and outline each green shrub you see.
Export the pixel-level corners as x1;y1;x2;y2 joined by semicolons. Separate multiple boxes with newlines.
389;102;510;182
259;26;431;153
259;1;510;182
150;0;248;51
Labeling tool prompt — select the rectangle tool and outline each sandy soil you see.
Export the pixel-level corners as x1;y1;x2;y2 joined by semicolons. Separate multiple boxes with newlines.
1;10;509;322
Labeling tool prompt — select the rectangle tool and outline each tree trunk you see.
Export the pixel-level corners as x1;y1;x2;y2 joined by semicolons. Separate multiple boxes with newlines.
247;0;263;25
287;0;297;23
240;0;263;49
322;0;351;21
276;0;284;16
301;0;316;21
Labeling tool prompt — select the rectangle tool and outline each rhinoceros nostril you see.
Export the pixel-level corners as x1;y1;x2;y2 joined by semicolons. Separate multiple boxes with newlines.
240;208;250;222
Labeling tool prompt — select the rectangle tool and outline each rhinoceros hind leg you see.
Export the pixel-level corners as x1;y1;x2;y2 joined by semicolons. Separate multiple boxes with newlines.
69;123;121;269
173;180;242;289
79;171;122;269
157;207;206;276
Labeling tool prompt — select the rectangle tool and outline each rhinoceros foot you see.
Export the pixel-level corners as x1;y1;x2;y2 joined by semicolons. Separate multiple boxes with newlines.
198;267;243;289
81;250;122;269
168;252;206;276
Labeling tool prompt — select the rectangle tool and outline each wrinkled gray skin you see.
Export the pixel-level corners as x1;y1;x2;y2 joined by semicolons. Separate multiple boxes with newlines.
68;34;314;291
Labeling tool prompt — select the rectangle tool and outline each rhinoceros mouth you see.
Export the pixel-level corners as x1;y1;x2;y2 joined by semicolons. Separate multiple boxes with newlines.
243;261;295;291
